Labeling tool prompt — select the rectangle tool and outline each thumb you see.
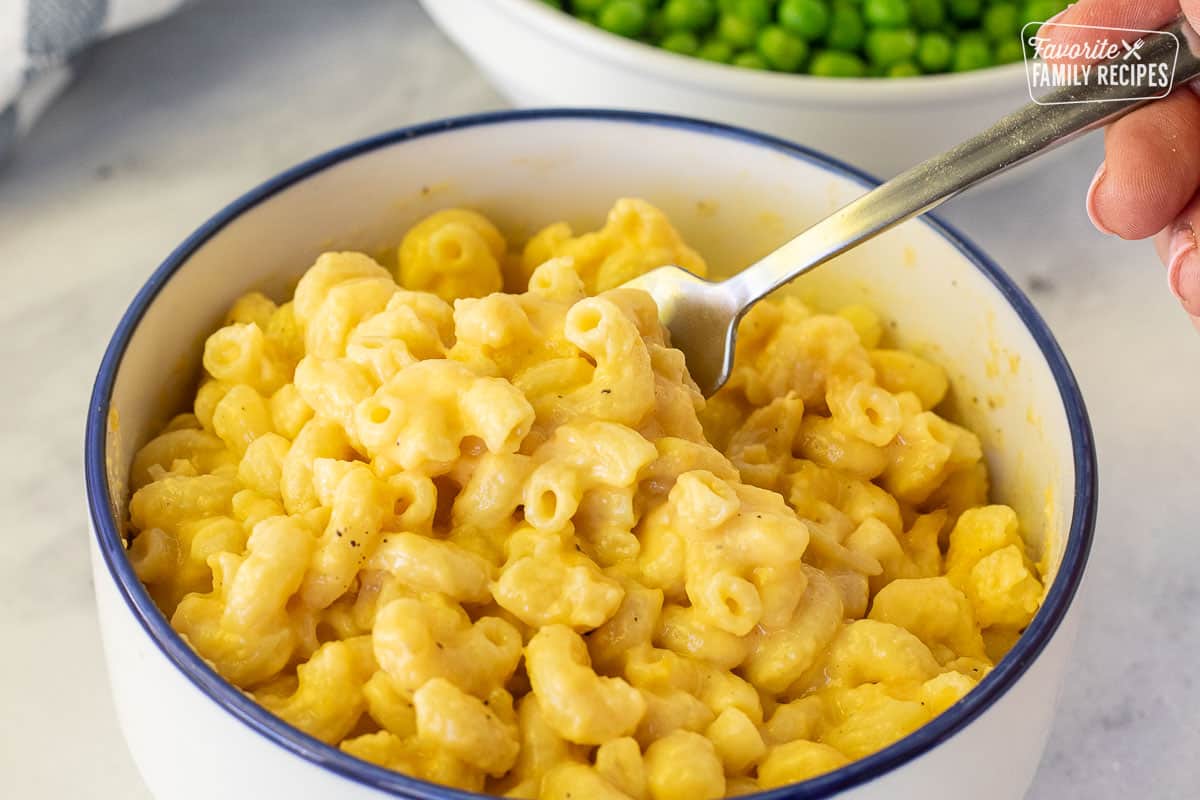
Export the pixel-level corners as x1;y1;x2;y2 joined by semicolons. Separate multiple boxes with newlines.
1053;0;1200;32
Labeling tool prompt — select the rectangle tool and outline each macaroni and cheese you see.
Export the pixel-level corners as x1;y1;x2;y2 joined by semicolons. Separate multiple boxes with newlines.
127;198;1044;799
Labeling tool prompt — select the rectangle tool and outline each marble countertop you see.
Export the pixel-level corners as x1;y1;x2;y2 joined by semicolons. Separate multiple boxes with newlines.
1;0;1196;797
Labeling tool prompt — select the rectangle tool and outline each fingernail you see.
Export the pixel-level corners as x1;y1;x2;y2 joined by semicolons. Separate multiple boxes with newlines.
1086;162;1115;235
1166;223;1200;314
1044;7;1068;25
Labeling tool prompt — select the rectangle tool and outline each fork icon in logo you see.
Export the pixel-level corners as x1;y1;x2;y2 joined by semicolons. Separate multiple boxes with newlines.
1122;38;1145;60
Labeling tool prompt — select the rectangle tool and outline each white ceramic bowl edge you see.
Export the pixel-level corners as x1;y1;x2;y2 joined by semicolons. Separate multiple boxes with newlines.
86;110;1097;800
419;0;1035;178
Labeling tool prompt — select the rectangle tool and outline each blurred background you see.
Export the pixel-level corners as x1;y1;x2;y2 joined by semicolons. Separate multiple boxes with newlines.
0;1;1197;797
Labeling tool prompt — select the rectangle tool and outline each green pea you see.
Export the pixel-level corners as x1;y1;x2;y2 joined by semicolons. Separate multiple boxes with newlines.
865;27;918;66
757;24;810;70
947;0;982;23
887;60;921;76
994;38;1025;63
916;31;953;71
825;4;865;50
660;29;701;54
662;0;716;30
732;50;771;68
809;49;868;76
909;0;944;30
735;0;774;26
953;32;993;70
697;37;735;61
571;0;607;13
863;0;910;29
717;12;760;48
779;0;832;41
557;0;1035;73
599;0;649;36
646;10;668;38
1021;0;1066;26
982;2;1019;40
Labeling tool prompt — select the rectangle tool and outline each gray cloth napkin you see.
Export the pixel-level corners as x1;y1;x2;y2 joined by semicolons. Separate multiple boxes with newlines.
2;0;189;161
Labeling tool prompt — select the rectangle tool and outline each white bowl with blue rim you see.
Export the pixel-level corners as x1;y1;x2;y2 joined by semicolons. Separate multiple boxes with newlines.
418;0;1033;179
86;109;1096;800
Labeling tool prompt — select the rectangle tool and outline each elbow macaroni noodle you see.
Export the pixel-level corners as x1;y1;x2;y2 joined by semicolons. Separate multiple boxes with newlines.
127;198;1045;798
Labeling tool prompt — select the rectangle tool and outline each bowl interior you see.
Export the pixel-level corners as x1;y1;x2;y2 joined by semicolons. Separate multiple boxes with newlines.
90;110;1092;795
99;113;1075;578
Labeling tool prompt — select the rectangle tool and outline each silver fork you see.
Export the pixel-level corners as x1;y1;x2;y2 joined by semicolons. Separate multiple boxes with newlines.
622;15;1200;396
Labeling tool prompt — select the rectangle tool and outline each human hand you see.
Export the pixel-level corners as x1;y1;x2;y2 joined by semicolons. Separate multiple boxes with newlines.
1058;0;1200;329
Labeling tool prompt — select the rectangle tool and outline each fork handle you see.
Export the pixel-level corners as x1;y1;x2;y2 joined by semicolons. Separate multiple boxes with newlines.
723;15;1200;309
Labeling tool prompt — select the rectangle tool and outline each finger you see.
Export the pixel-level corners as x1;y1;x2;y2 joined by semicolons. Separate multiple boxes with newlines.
1087;89;1200;239
1046;0;1200;75
1150;213;1200;330
1043;1;1200;70
1046;3;1200;237
1157;196;1200;316
1153;213;1200;329
1154;225;1171;263
1054;0;1200;31
1040;0;1175;65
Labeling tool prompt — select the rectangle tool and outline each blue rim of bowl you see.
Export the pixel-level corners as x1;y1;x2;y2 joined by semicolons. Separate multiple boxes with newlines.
85;108;1097;799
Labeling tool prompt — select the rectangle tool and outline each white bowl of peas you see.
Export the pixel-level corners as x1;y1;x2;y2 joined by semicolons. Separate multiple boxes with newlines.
420;0;1061;178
